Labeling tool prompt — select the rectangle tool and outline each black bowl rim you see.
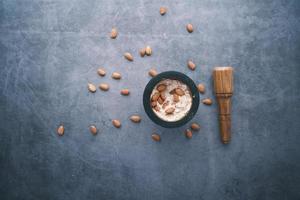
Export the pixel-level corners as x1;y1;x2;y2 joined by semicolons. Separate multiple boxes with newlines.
143;71;199;128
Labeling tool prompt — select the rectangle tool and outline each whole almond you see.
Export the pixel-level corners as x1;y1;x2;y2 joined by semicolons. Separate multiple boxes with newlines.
152;133;161;142
57;125;64;136
88;83;97;93
140;48;146;57
202;98;213;105
99;83;109;91
157;84;166;92
173;94;180;102
175;88;185;96
112;119;121;128
191;123;200;131
148;69;158;77
130;115;141;123
186;23;193;33
97;68;106;76
151;101;157;107
197;84;205;94
185;129;193;139
158;97;164;105
160;93;166;101
162;101;169;109
89;125;97;135
187;60;196;70
151;92;160;101
165;107;175;114
110;28;118;39
124;52;133;61
121;89;130;96
145;46;152;56
112;72;121;79
159;7;167;15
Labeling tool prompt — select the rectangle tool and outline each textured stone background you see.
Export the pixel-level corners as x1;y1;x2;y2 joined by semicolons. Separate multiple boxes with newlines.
0;0;300;199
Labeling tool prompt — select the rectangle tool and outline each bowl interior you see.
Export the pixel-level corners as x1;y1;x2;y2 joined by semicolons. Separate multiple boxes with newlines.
143;71;199;128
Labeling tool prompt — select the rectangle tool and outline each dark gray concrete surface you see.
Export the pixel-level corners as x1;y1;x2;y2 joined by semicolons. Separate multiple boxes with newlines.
0;0;300;199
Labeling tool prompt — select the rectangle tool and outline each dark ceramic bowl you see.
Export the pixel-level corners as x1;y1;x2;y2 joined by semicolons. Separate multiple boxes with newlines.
143;71;199;128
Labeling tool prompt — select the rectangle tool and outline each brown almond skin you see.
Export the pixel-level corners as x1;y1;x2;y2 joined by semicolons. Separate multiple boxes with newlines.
145;46;152;56
121;89;130;96
130;115;141;123
202;98;213;105
112;72;121;79
157;84;167;92
89;125;97;135
140;48;146;57
191;123;200;131
185;129;193;139
124;52;133;61
110;28;118;39
175;88;185;96
151;101;157;107
188;60;196;70
197;84;205;94
97;68;106;76
158;97;164;105
160;93;166;101
154;106;160;111
99;83;109;91
173;94;180;102
186;23;193;33
162;101;169;109
159;7;167;15
165;107;175;114
112;120;121;128
152;134;161;142
148;69;158;77
57;125;64;136
151;92;160;101
88;83;97;93
169;89;176;94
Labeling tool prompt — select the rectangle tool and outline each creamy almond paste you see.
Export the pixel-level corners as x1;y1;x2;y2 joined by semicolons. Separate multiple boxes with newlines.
150;79;192;122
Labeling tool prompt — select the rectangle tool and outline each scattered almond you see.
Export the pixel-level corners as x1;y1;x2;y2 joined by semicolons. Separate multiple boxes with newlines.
187;60;196;70
99;83;109;91
88;83;97;93
175;88;185;96
202;98;213;105
148;69;158;77
157;84;167;92
89;125;97;135
97;68;106;76
112;72;121;80
145;46;152;56
112;119;121;128
140;48;146;57
173;94;180;102
130;115;141;123
152;133;161;142
124;52;133;61
159;7;167;15
57;125;64;136
197;84;205;94
110;28;118;39
121;89;130;96
186;23;193;33
191;123;200;131
185;129;193;139
151;92;160;101
165;107;175;114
